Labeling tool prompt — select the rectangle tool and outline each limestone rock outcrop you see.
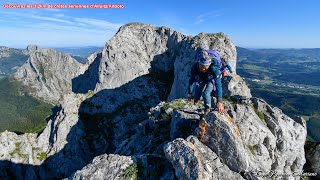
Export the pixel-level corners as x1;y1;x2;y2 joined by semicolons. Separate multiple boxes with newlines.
14;48;85;104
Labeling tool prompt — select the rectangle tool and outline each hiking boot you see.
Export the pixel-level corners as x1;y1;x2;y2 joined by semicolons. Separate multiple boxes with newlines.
204;108;211;116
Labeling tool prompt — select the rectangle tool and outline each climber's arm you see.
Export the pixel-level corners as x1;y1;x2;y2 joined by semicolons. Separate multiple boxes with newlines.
213;75;223;103
226;63;233;73
211;65;225;113
188;64;198;94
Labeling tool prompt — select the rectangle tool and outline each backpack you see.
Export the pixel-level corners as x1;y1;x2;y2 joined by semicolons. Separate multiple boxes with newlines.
197;49;222;69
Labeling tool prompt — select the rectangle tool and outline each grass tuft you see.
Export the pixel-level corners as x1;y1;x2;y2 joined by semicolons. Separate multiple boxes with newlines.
123;163;138;180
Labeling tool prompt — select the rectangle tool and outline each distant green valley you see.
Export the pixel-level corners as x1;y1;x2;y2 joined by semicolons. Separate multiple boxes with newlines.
237;47;320;142
0;76;53;133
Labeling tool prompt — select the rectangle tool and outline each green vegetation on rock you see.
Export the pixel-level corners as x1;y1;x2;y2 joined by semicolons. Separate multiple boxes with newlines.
9;142;28;159
253;107;265;121
163;98;186;110
85;90;95;99
248;145;255;155
123;163;138;180
36;152;47;161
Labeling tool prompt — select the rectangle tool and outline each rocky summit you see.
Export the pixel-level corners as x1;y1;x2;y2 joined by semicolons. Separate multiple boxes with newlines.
13;47;86;104
0;22;311;180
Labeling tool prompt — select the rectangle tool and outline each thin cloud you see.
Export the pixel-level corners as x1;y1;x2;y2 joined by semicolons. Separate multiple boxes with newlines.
194;10;224;25
30;23;107;34
0;8;123;47
54;13;65;17
74;18;122;30
0;10;121;31
30;15;74;24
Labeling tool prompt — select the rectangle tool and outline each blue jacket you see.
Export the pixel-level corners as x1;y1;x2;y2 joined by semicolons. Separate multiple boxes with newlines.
188;61;223;102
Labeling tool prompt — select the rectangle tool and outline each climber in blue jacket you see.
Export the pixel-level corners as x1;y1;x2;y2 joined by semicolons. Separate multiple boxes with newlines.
188;51;225;115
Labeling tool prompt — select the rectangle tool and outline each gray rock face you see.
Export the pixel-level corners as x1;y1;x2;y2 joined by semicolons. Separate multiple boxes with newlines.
199;98;306;179
68;154;175;180
144;98;306;180
13;48;85;104
67;154;134;180
222;74;252;99
164;136;244;180
0;130;39;164
94;22;186;92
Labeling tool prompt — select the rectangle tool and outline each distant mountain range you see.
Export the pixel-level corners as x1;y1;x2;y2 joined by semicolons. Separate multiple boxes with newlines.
0;46;102;75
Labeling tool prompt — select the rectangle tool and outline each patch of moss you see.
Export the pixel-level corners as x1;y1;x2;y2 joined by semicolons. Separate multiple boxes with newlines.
248;145;255;155
85;90;95;99
9;142;21;156
123;163;138;180
32;147;40;151
163;98;185;110
9;142;28;159
36;152;47;161
15;142;21;148
253;107;265;121
229;100;236;108
302;116;310;121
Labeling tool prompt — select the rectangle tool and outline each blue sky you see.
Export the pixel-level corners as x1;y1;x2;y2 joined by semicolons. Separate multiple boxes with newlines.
1;0;320;48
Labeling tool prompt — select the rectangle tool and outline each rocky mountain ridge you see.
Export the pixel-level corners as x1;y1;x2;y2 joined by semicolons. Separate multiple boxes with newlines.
0;22;314;180
13;47;87;104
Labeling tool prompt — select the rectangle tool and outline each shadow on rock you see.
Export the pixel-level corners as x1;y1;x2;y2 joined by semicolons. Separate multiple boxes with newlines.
0;37;201;179
72;52;102;93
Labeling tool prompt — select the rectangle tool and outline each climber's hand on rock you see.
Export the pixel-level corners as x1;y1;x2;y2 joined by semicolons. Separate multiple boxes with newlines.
216;102;225;114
